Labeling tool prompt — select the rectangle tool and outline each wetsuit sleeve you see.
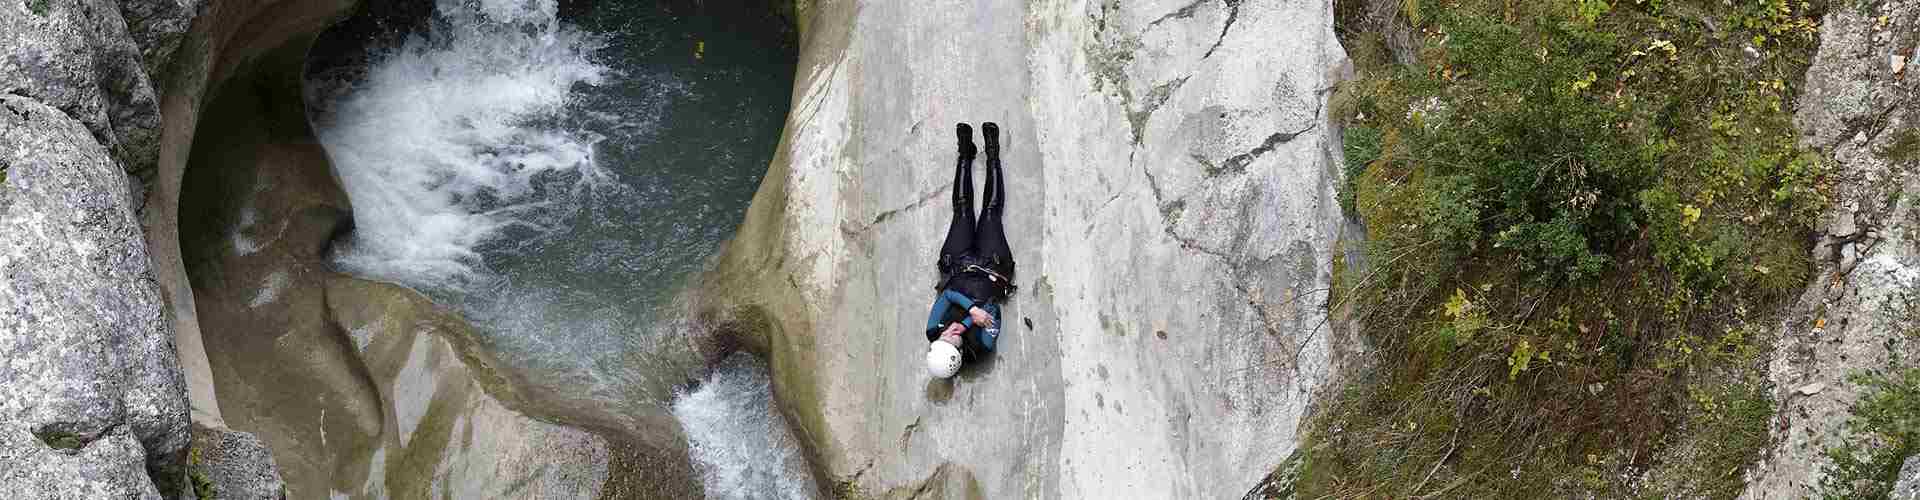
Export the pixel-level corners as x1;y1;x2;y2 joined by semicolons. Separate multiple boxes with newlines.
941;290;977;327
969;303;1001;353
926;293;953;334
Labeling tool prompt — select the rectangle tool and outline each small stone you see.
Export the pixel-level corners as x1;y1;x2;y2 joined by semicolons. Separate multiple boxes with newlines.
1797;383;1827;396
1895;54;1908;75
1841;242;1860;274
1587;383;1604;396
1831;210;1859;237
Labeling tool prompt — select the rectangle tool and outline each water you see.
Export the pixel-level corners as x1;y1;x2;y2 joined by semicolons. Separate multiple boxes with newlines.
306;0;807;496
674;353;820;499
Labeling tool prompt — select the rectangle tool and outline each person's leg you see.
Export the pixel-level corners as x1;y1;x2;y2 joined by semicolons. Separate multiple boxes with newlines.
974;122;1015;278
938;123;977;274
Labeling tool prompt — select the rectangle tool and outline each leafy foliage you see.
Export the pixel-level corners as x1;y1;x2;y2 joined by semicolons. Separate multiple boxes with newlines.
1299;0;1829;496
1820;288;1920;499
1821;366;1920;499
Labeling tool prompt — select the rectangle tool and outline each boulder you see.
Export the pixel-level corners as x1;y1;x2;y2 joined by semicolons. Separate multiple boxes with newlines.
0;93;189;497
188;423;287;500
0;0;165;176
1742;0;1920;497
705;0;1354;497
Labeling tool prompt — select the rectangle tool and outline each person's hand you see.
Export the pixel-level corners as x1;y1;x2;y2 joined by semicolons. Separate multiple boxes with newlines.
941;322;966;346
969;306;995;328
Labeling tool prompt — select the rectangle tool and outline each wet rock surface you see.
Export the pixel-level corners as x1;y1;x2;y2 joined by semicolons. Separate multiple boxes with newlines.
171;24;701;495
705;0;1354;497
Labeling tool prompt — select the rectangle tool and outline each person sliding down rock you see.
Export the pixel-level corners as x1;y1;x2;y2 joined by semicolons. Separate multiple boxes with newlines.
924;122;1017;380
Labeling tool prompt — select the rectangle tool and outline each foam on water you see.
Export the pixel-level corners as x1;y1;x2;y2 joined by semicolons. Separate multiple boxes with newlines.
314;0;610;289
673;353;820;500
311;0;811;496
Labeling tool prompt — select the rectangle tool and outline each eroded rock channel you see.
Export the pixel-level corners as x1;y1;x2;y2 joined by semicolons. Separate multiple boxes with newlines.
174;0;806;497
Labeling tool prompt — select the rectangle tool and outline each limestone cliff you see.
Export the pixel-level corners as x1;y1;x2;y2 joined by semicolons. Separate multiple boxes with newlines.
1744;0;1920;496
704;0;1355;497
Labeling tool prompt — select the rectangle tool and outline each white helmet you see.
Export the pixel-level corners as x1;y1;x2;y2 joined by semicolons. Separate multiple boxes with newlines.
926;341;961;379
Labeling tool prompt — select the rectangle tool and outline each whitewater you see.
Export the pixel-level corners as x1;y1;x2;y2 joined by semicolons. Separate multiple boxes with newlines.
307;0;814;496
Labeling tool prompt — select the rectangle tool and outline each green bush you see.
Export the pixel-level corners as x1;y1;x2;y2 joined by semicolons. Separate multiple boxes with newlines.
1821;289;1920;499
1301;0;1828;496
1821;366;1920;499
1338;125;1382;215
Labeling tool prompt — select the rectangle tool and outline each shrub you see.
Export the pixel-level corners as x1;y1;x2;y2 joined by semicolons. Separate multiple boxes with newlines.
1821;366;1920;500
1301;0;1828;496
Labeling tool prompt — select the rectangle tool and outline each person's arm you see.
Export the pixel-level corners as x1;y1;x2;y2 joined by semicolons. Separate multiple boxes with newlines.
941;290;978;327
946;289;997;328
926;292;955;340
969;304;1001;353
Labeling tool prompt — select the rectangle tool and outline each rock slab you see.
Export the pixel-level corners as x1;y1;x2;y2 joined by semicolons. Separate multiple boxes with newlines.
706;0;1353;497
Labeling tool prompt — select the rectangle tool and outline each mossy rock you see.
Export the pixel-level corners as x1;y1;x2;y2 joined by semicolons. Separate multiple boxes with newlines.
33;430;83;451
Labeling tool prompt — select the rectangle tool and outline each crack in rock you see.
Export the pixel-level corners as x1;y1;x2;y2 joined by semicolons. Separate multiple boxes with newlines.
1204;121;1318;178
1126;76;1189;144
841;187;944;236
1147;0;1209;28
1203;0;1243;59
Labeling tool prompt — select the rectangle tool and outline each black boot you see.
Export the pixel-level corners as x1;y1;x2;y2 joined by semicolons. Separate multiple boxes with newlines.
982;122;1000;157
956;123;976;159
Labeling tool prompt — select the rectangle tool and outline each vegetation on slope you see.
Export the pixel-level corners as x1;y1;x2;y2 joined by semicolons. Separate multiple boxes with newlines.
1821;287;1920;499
1296;0;1831;496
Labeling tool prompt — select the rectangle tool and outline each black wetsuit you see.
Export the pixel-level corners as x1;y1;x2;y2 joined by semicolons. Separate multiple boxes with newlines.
924;122;1015;362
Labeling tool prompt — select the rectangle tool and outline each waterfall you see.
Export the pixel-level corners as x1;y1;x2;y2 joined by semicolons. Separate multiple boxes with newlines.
313;0;610;289
307;0;808;496
674;353;821;499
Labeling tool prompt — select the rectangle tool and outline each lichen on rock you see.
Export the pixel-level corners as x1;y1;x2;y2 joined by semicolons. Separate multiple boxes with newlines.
1743;0;1920;496
0;92;189;498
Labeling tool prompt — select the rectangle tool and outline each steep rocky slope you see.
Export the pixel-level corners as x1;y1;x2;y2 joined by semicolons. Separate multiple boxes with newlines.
703;0;1355;497
1744;0;1920;496
1;0;255;492
0;91;191;497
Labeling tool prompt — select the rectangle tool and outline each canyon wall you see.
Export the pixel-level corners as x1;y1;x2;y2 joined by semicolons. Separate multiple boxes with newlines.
704;0;1357;497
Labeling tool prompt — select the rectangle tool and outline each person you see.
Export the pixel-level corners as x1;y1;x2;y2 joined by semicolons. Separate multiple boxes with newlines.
924;122;1016;379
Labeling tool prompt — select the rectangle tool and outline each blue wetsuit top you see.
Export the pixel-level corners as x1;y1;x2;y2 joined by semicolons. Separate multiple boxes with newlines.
924;289;1001;355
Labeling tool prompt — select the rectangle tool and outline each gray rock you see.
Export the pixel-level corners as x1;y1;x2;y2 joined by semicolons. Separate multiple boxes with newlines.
187;423;285;500
1840;242;1860;274
113;0;201;82
1743;0;1920;497
1831;209;1858;237
1894;455;1920;500
0;93;188;497
1;0;165;175
704;0;1354;497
